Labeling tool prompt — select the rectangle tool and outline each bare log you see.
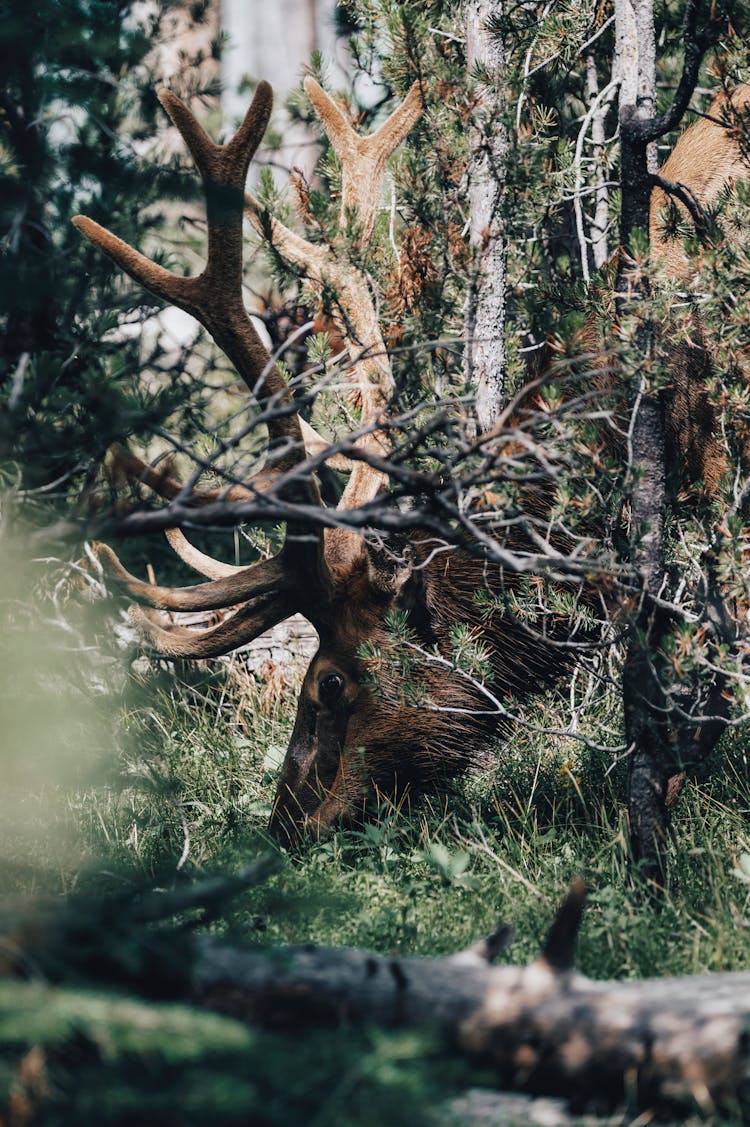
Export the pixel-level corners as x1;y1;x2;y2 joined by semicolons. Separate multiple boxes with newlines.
190;885;750;1115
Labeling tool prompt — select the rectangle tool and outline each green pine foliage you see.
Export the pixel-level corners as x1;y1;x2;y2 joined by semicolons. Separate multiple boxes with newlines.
1;979;472;1126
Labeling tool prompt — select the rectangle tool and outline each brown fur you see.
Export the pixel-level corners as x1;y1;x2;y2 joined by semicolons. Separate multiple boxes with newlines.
650;85;750;495
269;529;591;841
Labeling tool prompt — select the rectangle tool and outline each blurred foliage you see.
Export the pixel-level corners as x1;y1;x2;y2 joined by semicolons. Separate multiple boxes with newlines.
0;528;115;892
0;979;477;1126
0;520;480;1124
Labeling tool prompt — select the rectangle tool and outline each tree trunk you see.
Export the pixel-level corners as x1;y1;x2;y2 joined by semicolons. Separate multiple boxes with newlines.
614;0;735;884
464;0;508;432
585;53;614;271
614;0;673;885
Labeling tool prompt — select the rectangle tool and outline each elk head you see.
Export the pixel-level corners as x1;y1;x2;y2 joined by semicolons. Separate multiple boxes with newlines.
264;534;521;844
73;77;457;844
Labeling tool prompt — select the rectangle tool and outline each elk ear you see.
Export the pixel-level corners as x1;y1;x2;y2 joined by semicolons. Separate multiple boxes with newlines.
365;535;416;599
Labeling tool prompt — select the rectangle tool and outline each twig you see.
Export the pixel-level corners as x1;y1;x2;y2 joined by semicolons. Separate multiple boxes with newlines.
650;172;710;232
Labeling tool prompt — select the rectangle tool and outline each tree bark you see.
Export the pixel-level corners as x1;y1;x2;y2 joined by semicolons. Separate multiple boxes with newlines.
585;54;614;271
464;0;508;433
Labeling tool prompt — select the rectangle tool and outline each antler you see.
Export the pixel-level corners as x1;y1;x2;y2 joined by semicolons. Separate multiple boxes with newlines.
245;78;423;558
305;78;423;247
74;84;332;656
74;79;422;656
75;84;306;482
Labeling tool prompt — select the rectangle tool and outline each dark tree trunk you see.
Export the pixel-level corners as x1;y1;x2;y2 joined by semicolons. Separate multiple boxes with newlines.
615;0;672;885
614;0;730;885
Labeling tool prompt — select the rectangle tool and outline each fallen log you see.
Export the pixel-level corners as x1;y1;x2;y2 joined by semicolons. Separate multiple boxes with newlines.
192;884;750;1117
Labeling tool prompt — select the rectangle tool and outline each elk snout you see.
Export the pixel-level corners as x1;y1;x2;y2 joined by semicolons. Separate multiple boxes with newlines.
268;666;353;845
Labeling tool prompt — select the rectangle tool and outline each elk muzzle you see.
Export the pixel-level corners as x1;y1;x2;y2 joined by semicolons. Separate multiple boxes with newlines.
268;689;354;845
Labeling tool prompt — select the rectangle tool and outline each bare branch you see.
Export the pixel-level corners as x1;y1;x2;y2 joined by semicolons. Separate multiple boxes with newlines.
650;171;710;231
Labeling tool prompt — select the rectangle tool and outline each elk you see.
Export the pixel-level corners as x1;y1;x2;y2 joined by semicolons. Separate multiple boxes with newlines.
73;78;749;844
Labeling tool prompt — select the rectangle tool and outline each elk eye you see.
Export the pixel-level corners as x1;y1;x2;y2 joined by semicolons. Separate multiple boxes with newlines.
318;672;345;706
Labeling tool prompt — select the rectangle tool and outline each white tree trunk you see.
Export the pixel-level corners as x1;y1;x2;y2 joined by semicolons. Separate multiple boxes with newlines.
585;54;613;271
464;0;508;433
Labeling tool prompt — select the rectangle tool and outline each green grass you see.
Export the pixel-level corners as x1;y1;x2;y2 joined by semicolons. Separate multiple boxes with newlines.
73;660;750;982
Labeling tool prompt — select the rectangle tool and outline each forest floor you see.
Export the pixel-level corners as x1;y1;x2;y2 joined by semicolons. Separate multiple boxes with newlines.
4;649;750;1124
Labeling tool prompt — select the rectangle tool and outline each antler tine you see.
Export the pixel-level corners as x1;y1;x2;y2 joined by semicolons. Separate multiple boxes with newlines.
156;89;219;176
98;443;282;587
94;543;287;612
364;82;423;168
165;528;244;579
72;215;198;311
157;82;272;187
298;418;355;473
130;595;292;660
304;77;423;244
91;444;240;579
93;426;334;616
107;442;182;502
158;84;272;294
106;442;273;507
303;78;358;162
243;197;327;275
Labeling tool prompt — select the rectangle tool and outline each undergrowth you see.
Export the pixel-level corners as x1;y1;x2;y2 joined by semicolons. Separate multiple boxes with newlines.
5;639;750;1125
73;656;750;982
